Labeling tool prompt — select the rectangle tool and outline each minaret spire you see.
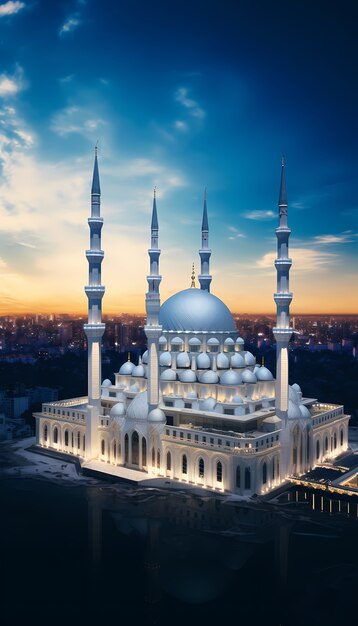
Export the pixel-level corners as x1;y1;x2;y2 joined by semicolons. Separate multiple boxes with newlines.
145;188;163;413
84;148;106;459
273;155;293;421
198;188;212;292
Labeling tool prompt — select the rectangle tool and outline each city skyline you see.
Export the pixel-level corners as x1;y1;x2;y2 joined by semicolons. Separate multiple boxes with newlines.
0;0;357;315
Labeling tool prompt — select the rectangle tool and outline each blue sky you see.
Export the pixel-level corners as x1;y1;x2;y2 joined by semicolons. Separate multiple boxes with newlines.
0;0;357;313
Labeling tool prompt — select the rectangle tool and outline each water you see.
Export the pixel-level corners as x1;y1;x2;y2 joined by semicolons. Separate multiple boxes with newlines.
1;443;357;626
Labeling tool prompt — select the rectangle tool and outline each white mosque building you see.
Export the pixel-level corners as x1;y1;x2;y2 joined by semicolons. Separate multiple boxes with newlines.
34;153;350;496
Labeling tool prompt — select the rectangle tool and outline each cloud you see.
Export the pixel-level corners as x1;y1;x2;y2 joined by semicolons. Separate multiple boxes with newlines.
59;13;81;36
313;233;357;245
59;74;75;84
228;226;246;240
242;210;276;220
256;248;338;273
16;241;37;249
0;66;24;98
0;1;24;17
174;120;188;132
175;87;205;119
50;105;106;138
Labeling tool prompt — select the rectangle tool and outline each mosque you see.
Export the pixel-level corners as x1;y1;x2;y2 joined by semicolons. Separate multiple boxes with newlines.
34;153;350;496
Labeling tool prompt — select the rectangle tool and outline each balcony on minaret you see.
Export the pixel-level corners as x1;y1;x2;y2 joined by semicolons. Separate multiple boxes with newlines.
274;292;293;302
86;249;104;263
274;258;292;267
85;285;105;299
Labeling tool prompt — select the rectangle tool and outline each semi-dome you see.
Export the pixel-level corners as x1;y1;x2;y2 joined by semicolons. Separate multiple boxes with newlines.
119;361;135;375
159;335;167;345
148;407;166;423
288;399;302;419
224;337;235;346
177;351;190;368
299;404;311;418
159;351;172;367
159;288;236;332
132;364;145;377
232;394;244;403
244;351;256;366
110;402;125;418
256;366;274;381
127;391;149;420
235;337;244;345
220;369;242;385
178;369;197;383
242;369;257;383
231;353;245;368
141;350;148;364
289;385;299;403
201;397;216;411
186;391;198;399
292;383;301;393
160;368;177;381
189;337;201;346
217;352;230;369
102;378;112;387
199;370;219;384
197;352;211;369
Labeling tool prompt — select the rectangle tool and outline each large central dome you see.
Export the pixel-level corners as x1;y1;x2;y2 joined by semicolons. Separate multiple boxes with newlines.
159;288;236;332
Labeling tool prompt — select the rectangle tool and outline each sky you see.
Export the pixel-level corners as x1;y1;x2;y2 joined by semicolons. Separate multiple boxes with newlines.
0;0;357;315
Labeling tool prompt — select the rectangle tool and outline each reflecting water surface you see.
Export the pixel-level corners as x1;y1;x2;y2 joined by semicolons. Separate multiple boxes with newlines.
1;453;357;626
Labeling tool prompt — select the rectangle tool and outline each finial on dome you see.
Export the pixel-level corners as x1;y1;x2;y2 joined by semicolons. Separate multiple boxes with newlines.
190;262;196;288
281;153;284;167
127;352;131;362
279;153;287;208
262;355;265;366
153;186;156;199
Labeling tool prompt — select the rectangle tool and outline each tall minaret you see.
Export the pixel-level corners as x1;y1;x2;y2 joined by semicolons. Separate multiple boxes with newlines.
198;189;212;292
84;147;105;458
273;155;293;422
145;189;162;411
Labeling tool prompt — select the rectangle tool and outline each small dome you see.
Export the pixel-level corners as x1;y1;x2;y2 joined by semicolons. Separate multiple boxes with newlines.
114;391;126;403
207;337;220;345
288;399;302;419
148;408;166;423
160;368;177;381
299;404;311;418
292;383;301;393
132;364;145;377
235;337;244;345
289;385;299;404
102;379;112;387
201;397;217;411
232;394;243;403
231;353;245;368
110;402;125;418
263;415;281;425
186;391;198;399
256;366;274;381
159;335;167;345
177;351;190;368
189;337;201;346
242;369;257;383
141;350;148;364
199;370;219;384
171;336;184;345
220;369;242;385
119;361;135;375
159;351;172;367
127;391;149;420
224;337;235;345
217;352;230;369
244;351;256;366
197;352;211;369
178;369;197;383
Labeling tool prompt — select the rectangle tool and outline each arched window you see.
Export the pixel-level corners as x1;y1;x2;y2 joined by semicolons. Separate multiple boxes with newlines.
236;465;241;488
182;454;187;475
64;430;69;447
157;450;161;469
77;432;81;449
43;424;48;442
340;429;344;446
53;427;58;444
166;451;171;471
262;462;267;485
198;458;204;478
272;459;275;480
132;431;139;465
71;432;74;448
334;432;337;449
151;446;155;467
245;467;251;490
101;439;105;455
306;433;310;461
142;437;147;467
113;441;117;460
83;435;85;451
277;458;279;478
325;436;328;452
316;439;320;460
125;434;129;463
216;461;222;483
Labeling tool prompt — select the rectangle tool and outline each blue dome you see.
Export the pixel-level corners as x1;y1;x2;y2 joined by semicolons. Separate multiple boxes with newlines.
159;288;236;333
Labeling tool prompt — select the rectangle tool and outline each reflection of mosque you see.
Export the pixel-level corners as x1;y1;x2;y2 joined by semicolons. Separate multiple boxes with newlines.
86;486;358;625
35;153;350;497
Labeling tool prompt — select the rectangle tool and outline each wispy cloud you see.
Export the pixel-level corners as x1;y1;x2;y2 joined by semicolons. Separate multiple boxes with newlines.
228;225;246;240
59;74;75;84
50;105;106;138
16;241;37;249
174;120;188;132
257;248;338;273
242;210;275;220
59;13;81;37
0;66;24;98
313;233;357;245
175;87;205;119
0;1;24;17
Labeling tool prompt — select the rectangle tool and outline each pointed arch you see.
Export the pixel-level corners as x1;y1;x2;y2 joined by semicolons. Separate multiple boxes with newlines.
166;450;171;471
142;437;147;467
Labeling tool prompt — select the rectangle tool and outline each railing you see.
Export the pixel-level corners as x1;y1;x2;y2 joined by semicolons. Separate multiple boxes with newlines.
163;425;280;454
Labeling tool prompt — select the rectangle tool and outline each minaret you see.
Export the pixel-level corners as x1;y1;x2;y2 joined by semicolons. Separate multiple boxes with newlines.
198;189;212;292
145;189;162;411
84;147;105;458
273;155;293;421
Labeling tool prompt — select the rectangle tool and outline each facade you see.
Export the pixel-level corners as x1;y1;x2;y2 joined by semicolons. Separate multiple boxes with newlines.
34;154;350;496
